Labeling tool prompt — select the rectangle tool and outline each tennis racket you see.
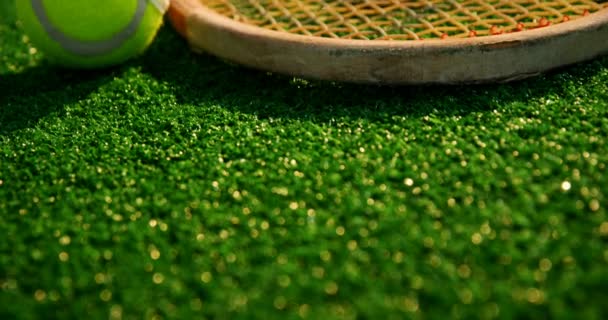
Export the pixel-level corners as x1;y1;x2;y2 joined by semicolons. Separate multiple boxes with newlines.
168;0;608;84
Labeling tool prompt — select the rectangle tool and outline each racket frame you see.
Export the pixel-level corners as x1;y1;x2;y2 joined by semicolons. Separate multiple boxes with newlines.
169;0;608;84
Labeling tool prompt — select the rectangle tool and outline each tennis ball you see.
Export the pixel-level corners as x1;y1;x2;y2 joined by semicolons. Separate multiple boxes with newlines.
16;0;170;68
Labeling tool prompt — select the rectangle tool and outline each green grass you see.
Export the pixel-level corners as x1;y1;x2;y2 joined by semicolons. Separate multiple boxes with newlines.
1;1;608;319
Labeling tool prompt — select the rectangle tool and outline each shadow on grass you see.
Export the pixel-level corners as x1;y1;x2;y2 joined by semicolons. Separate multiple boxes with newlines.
0;66;115;136
140;27;608;123
2;25;606;137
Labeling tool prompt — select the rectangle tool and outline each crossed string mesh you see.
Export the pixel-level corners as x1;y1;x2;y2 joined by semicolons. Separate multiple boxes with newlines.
201;0;608;39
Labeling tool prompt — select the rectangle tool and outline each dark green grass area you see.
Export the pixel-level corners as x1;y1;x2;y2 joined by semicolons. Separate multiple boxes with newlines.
1;1;608;319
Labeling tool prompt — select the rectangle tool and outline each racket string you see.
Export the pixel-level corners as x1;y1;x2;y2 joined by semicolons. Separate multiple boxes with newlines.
204;0;608;39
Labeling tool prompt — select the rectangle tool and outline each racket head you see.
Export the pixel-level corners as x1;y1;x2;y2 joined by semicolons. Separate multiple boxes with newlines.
169;0;608;84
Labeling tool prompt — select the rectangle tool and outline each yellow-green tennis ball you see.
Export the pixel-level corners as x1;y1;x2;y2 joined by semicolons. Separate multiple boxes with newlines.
16;0;169;68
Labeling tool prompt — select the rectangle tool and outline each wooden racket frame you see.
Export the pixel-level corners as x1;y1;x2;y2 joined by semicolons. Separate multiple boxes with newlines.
169;0;608;84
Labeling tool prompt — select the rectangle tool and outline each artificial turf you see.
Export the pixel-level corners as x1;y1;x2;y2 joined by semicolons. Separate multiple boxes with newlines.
1;1;608;319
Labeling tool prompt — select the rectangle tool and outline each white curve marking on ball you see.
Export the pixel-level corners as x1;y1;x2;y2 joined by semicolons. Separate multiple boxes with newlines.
31;0;150;56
